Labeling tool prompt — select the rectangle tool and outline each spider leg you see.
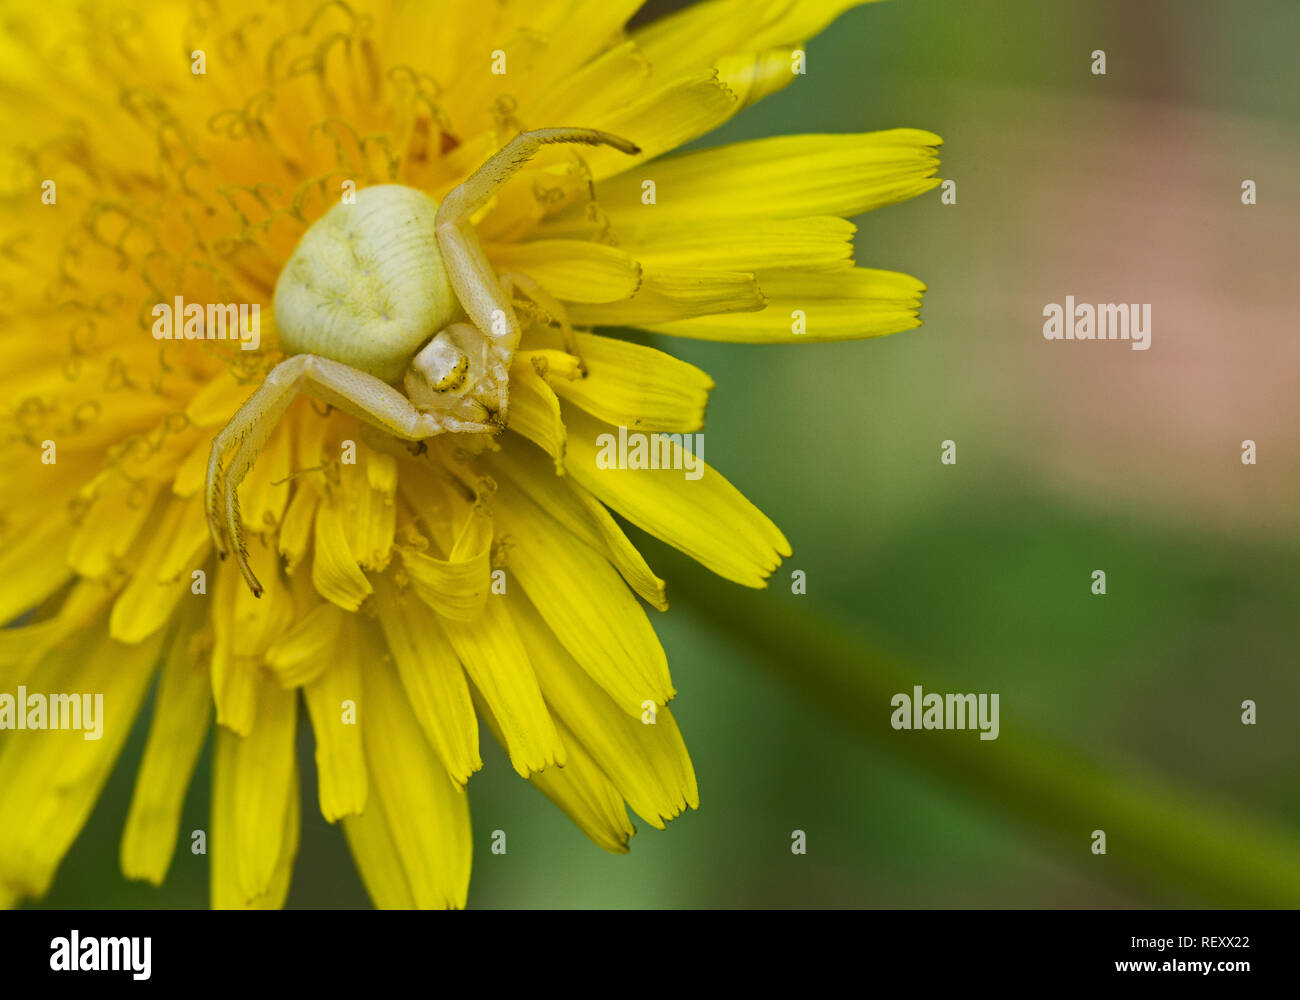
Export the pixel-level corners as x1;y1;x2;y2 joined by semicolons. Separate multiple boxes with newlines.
206;353;494;596
501;270;587;375
435;128;638;415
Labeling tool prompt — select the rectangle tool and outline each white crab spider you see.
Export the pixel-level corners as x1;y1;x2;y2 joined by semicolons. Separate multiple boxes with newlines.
206;128;639;596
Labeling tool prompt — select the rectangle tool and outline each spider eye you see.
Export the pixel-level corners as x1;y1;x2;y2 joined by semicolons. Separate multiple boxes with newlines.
431;353;469;392
410;332;470;396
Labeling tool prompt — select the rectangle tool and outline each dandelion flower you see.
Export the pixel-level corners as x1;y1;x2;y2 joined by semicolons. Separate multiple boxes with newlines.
0;0;941;909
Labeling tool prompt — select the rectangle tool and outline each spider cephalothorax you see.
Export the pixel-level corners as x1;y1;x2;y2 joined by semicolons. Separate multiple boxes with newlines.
205;128;639;596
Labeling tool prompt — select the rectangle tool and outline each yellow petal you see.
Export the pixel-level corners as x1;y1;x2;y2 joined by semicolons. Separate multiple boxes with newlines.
493;477;673;715
714;46;803;110
439;597;564;778
120;605;213;885
531;42;650;128
294;398;335;474
648;267;926;342
0;514;71;625
505;354;567;466
566;265;763;327
211;541;293;735
371;573;482;786
367;447;398;490
487;443;666;610
577;71;740;181
486;240;642;303
340;792;417;909
572;130;942;229
312;491;374;611
236;422;292;533
395;505;492;622
562;406;791;587
338;451;396;572
228;673;298;900
518;347;582;382
0;578;115;682
154;492;213;581
186;370;252;428
342;652;471;909
512;593;698;828
278;483;319;576
632;0;877;84
619;217;856;272
0;624;164;900
211;725;300;910
486;704;633;855
110;494;210;644
394;459;460;554
432;0;643;145
68;482;160;579
264;599;342;688
172;436;210;497
544;331;713;433
302;619;368;822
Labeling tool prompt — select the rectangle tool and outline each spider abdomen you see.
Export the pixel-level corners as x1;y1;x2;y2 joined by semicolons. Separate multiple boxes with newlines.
273;184;457;383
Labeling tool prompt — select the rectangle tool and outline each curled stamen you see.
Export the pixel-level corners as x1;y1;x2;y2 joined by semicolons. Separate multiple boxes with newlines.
215;182;284;231
104;356;139;393
69;318;98;358
92;291;124;314
288;169;353;221
15;397;52;431
66;494;92;527
359;133;401;181
493;95;523;137
218;13;264;65
69;400;101;433
83;202;142;270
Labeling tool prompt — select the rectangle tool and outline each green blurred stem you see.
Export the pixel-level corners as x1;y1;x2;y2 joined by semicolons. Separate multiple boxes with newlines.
657;544;1300;908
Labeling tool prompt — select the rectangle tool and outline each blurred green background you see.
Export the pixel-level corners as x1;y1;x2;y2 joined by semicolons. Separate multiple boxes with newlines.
32;0;1300;908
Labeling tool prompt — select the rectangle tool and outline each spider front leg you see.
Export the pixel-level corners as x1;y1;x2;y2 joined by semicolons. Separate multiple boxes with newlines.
205;353;492;596
434;128;639;419
501;270;587;376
